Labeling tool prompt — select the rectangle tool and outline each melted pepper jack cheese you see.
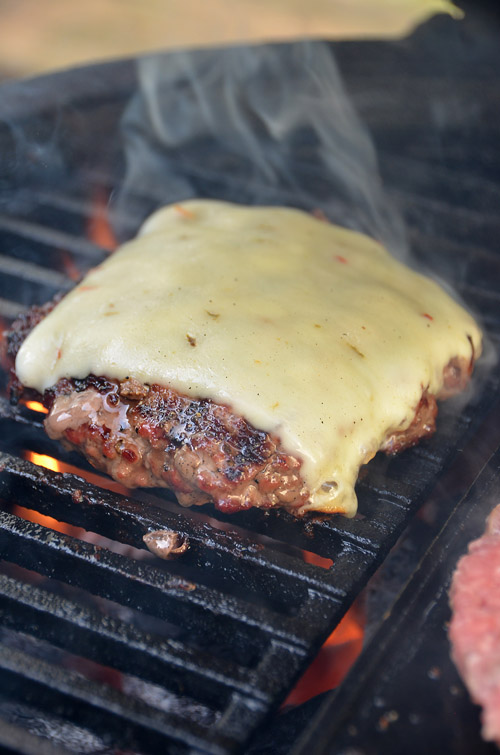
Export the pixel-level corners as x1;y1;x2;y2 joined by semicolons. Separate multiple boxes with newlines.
16;200;482;516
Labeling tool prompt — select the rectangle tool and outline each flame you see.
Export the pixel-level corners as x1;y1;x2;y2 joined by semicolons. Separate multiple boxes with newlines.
15;453;77;534
23;400;49;414
282;598;364;707
24;450;130;496
12;503;84;537
87;188;118;251
60;251;83;282
27;451;60;471
17;450;127;535
302;549;334;570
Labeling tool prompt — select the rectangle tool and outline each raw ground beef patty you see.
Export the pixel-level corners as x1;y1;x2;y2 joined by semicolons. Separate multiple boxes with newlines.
7;300;474;515
449;505;500;747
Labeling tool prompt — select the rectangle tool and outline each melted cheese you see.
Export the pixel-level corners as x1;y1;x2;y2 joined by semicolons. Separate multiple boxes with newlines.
16;200;482;516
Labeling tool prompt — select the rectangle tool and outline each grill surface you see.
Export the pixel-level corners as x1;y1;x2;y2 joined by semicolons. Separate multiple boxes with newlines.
293;427;500;755
1;8;500;754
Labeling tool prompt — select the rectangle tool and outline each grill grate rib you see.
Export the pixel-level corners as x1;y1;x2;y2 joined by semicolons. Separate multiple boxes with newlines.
0;214;108;262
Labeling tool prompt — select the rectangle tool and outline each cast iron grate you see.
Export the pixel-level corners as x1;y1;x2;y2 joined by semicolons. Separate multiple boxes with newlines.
292;428;500;755
1;13;500;754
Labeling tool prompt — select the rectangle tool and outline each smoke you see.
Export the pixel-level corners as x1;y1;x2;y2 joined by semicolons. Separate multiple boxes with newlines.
114;41;406;255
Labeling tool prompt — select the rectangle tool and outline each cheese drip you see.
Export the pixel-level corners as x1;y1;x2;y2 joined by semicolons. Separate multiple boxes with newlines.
16;200;482;516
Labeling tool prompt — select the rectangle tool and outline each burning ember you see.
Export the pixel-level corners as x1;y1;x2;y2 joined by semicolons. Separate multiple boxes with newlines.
284;598;365;707
23;400;48;414
12;500;83;538
22;449;130;496
87;189;118;251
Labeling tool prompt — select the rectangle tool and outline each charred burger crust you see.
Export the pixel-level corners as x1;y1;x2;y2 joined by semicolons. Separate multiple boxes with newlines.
6;297;61;363
43;374;119;410
40;376;309;513
381;391;438;455
30;355;471;515
381;354;473;455
6;295;64;405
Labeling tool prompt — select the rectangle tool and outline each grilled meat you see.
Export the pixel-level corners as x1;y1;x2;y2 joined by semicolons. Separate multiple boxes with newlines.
7;302;474;514
449;505;500;747
7;201;482;515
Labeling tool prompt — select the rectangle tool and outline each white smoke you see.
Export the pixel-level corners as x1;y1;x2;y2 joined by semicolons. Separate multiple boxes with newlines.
114;41;407;256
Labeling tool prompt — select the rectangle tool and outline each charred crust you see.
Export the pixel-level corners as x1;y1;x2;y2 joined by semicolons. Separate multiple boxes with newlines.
37;376;307;513
5;297;63;404
119;377;150;400
382;391;438;455
5;296;62;361
133;386;275;469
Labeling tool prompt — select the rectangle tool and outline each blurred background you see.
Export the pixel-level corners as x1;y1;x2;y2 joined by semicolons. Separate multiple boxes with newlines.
0;0;463;81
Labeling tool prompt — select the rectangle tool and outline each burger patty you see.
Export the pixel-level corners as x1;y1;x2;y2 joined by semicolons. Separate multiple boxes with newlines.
7;302;474;514
43;376;307;513
449;505;500;747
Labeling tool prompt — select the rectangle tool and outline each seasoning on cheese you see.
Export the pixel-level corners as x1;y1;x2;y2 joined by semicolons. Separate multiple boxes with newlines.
15;200;482;516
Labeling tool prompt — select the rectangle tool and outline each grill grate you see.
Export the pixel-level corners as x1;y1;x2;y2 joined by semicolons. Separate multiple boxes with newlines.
293;430;500;755
1;12;500;754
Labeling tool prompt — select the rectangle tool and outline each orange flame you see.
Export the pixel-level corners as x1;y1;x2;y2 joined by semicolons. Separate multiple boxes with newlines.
283;598;364;707
12;503;84;538
14;452;79;535
302;549;334;570
27;452;60;471
87;188;118;251
24;450;130;496
60;251;83;282
23;400;49;414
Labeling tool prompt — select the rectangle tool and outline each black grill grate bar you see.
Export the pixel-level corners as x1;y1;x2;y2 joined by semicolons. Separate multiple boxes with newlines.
0;716;74;755
350;76;500;122
373;130;500;171
0;451;348;600
457;285;500;327
0;644;245;755
0;254;72;291
407;231;500;278
0;399;45;430
381;154;500;212
0;214;108;262
0;508;332;651
0;572;286;707
23;188;105;218
355;478;412;506
22;187;135;237
209;693;274;751
0;297;26;320
390;187;500;235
